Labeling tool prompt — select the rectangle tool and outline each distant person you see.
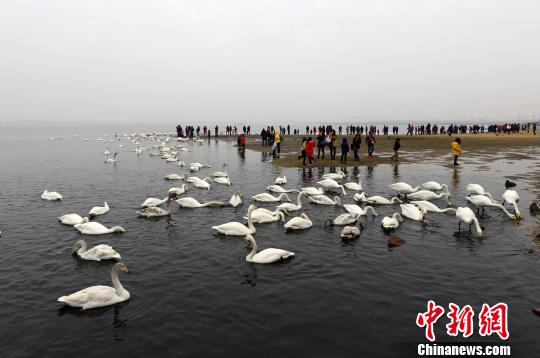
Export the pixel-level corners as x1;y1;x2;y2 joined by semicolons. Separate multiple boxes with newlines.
274;130;281;154
366;132;376;157
340;138;349;163
351;134;361;161
452;137;462;165
215;125;219;137
305;136;316;165
391;138;400;162
534;123;537;135
238;134;246;148
297;137;307;164
317;132;326;159
330;130;338;160
287;124;291;135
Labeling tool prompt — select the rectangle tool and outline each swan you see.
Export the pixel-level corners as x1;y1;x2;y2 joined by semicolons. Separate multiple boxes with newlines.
89;202;109;217
166;156;178;162
422;181;449;194
168;184;188;196
243;209;285;224
316;179;347;195
212;205;257;236
284;213;312;230
267;185;300;194
177;161;185;167
324;213;360;226
410;201;456;214
58;262;130;310
388;182;420;196
211;164;228;177
164;174;183;180
381;213;403;230
407;190;452;205
343;174;363;191
192;177;213;190
341;221;364;239
190;162;211;172
251;193;291;202
41;190;62;201
213;176;231;186
354;193;402;205
308;195;342;206
104;148;110;155
400;204;427;221
343;204;378;216
466;184;497;202
300;187;325;196
137;194;178;217
465;195;515;219
243;235;294;264
141;197;167;208
59;214;89;226
275;176;287;185
176;197;226;208
229;192;243;207
322;171;346;180
276;192;306;213
456;207;483;238
74;222;125;235
104;153;118;163
72;240;121;261
501;189;521;219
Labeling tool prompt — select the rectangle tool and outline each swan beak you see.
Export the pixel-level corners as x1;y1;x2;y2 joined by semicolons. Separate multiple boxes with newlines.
122;266;129;273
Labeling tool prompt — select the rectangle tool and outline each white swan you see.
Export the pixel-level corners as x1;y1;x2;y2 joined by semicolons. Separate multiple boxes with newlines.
190;162;211;171
456;207;483;238
176;197;226;208
137;194;177;217
59;214;89;226
410;201;456;214
168;184;188;196
75;222;125;235
243;209;285;224
322;171;346;180
400;204;427;221
141;197;167;208
211;164;228;177
212;205;257;236
229;192;243;207
501;190;521;219
275;176;287;185
192;177;213;190
41;190;62;201
422;181;449;194
243;235;294;264
466;184;497;202
284;213;312;230
388;182;420;196
465;195;515;219
89;202;109;217
343;174;363;191
354;193;402;205
381;213;403;230
267;185;299;194
316;179;347;195
343;204;378;216
407;190;452;205
341;221;364;239
104;153;118;163
72;240;121;261
164;174;183;180
213;176;231;186
251;193;291;202
308;195;342;206
300;187;325;196
58;262;130;310
276;191;306;213
325;213;360;226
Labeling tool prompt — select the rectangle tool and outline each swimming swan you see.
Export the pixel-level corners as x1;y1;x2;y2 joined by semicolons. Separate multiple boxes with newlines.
72;240;121;261
212;205;257;236
213;176;231;186
400;204;427;221
251;193;291;202
41;190;62;201
341;221;364;239
192;177;213;190
267;185;300;194
407;190;452;206
456;207;483;239
325;213;360;226
501;190;520;219
276;192;306;213
309;195;342;206
176;197;227;208
422;181;449;195
343;204;378;216
211;164;228;177
229;192;243;207
466;184;497;202
141;197;167;208
388;182;420;196
244;209;285;224
284;213;312;230
89;202;109;217
137;194;178;217
74;222;125;235
275;176;287;185
343;174;363;191
354;193;402;205
243;235;294;264
58;262;130;310
168;184;188;196
59;214;89;226
381;213;403;230
410;201;456;214
300;187;325;196
316;179;347;195
164;174;183;180
322;171;346;180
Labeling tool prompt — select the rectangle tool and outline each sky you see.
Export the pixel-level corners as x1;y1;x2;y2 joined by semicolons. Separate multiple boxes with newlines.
1;0;539;126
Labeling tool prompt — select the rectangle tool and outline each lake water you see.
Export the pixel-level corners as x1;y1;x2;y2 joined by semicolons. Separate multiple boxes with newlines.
0;123;539;357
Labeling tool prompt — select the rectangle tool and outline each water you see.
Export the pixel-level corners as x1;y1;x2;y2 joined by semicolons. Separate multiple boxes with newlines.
0;123;539;357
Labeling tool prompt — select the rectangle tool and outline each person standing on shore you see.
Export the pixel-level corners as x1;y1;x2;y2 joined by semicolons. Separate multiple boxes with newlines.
391;138;400;161
215;125;219;137
274;129;281;155
317;132;326;159
305;137;316;165
351;134;361;161
340;138;349;163
451;137;461;165
534;123;537;135
366;132;375;157
297;137;307;164
330;130;338;159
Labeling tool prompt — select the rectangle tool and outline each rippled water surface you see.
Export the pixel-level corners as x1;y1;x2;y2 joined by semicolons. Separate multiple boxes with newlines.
1;124;539;357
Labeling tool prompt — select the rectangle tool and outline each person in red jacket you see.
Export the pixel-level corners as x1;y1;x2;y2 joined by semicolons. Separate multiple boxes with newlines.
305;136;316;165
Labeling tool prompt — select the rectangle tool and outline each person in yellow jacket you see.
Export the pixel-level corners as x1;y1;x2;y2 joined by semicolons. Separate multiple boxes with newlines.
451;138;461;165
272;130;281;157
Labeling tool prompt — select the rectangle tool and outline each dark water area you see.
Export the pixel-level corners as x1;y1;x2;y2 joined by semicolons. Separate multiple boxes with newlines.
0;124;539;357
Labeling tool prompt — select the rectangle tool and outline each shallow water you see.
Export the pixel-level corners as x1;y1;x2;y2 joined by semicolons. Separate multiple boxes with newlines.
0;125;539;357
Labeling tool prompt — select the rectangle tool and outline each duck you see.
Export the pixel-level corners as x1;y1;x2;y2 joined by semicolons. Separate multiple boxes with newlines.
72;240;121;261
322;171;346;180
501;189;521;219
400;204;427;221
41;190;62;201
388;182;420;197
176;197;227;208
212;205;257;236
300;187;325;196
243;235;294;264
137;193;178;217
58;262;130;310
164;174;183;180
308;195;342;206
89;202;109;217
276;192;306;213
410;201;456;214
407;190;452;206
266;185;300;194
74;222;125;235
340;221;364;240
343;204;378;216
58;214;89;226
466;184;497;202
354;193;401;205
168;184;188;196
465;195;516;219
284;213;312;230
275;176;287;185
343;174;363;191
213;176;231;186
456;207;483;239
211;164;228;177
316;179;347;195
422;181;449;194
381;213;404;230
229;192;243;207
251;193;291;202
243;209;285;224
324;213;360;226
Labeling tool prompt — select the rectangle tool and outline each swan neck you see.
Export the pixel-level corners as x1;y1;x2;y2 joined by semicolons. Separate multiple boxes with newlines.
246;237;257;261
247;207;255;231
111;267;127;297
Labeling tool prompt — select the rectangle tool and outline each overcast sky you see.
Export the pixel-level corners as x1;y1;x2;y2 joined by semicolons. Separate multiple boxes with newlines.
1;0;539;125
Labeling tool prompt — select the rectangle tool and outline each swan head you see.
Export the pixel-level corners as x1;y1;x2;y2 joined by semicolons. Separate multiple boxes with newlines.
82;217;90;223
111;226;126;233
334;196;342;205
243;234;255;242
72;240;87;254
114;262;129;273
324;218;334;227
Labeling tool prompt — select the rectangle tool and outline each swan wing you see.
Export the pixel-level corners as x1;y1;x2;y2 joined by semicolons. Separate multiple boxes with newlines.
212;222;252;235
252;249;295;263
58;285;120;309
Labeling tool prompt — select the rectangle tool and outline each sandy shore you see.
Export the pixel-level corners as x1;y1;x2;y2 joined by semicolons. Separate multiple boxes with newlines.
230;133;540;167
